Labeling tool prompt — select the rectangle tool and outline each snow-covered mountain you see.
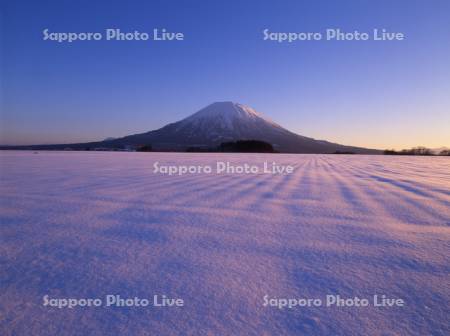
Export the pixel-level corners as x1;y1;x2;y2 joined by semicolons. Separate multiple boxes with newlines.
112;101;378;153
164;102;287;145
5;102;379;153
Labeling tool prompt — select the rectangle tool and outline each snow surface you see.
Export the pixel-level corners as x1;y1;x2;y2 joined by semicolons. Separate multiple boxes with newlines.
0;151;449;335
181;101;283;130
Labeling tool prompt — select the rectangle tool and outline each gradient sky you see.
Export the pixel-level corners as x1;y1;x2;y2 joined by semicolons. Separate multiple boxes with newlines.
1;0;450;149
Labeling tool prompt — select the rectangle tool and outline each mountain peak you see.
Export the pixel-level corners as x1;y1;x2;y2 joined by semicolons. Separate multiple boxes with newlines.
166;102;284;143
182;101;274;126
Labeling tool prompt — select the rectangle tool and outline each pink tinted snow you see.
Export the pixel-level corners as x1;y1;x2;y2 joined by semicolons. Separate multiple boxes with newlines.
0;151;449;335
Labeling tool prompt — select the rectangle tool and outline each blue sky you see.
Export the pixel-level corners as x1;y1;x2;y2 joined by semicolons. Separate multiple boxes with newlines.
1;0;450;149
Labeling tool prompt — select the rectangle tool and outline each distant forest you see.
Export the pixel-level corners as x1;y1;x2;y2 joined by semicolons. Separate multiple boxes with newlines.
384;147;450;156
187;140;277;153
